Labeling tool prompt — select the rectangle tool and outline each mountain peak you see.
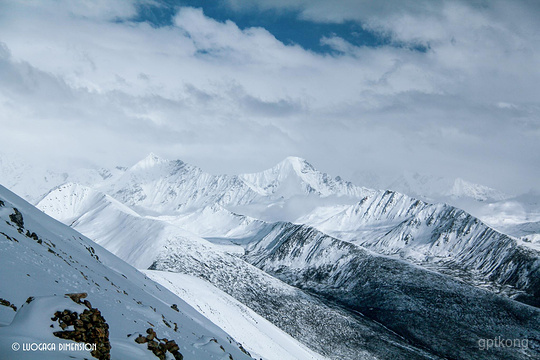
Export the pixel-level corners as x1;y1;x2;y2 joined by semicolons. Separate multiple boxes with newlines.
131;152;168;170
276;156;315;173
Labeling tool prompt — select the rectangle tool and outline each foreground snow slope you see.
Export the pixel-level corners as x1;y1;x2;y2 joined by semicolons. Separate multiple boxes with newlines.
0;184;253;360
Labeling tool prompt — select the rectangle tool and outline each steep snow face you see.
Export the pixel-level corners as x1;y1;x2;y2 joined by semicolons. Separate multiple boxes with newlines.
243;223;540;360
0;185;253;360
37;183;139;225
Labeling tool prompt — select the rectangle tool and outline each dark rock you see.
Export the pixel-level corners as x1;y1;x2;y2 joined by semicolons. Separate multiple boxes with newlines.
9;208;24;228
52;305;111;360
0;298;17;311
66;292;88;304
135;335;147;344
135;328;183;360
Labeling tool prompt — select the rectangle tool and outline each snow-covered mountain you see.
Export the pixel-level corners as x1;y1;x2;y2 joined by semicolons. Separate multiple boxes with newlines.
0;185;254;360
34;154;540;306
36;183;438;359
94;153;371;222
297;190;540;305
239;156;370;199
4;152;540;359
242;222;540;360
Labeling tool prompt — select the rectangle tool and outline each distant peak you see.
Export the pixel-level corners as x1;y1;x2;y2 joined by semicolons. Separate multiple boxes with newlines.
146;152;166;162
283;156;307;163
131;153;168;170
277;156;314;170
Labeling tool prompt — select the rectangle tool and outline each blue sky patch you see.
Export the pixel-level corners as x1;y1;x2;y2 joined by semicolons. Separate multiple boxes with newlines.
131;0;396;53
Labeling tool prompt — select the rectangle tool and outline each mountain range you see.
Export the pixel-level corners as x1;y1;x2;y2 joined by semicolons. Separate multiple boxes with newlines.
1;153;540;359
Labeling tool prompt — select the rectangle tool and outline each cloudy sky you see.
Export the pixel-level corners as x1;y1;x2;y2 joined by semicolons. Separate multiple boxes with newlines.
0;0;539;194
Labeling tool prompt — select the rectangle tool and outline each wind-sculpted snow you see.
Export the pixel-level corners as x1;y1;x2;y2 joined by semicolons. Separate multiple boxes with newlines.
244;222;540;360
0;185;254;360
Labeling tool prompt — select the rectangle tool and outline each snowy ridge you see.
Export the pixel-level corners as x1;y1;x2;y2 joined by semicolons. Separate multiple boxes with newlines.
243;222;540;360
299;190;540;304
102;155;372;219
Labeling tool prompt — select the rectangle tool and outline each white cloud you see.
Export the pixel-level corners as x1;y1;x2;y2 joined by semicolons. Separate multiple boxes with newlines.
0;1;538;194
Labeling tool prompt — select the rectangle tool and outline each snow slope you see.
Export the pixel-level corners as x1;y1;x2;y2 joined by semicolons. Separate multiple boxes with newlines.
144;271;327;360
0;184;253;360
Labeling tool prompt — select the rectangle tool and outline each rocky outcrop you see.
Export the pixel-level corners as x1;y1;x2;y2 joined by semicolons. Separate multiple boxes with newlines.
52;293;111;360
134;328;183;360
